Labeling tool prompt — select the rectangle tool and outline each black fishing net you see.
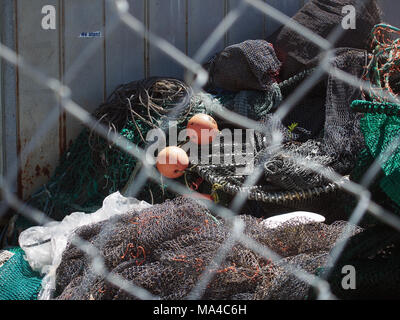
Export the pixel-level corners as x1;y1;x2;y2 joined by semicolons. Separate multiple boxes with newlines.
272;0;382;80
315;48;368;174
318;24;400;300
53;197;362;300
190;48;367;220
311;225;400;299
204;40;282;92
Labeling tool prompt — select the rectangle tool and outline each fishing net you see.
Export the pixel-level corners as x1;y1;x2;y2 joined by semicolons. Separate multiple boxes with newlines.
272;0;382;80
0;247;43;300
190;47;368;219
10;31;368;231
21;78;196;224
317;224;400;299
7;42;370;248
9;57;346;236
2;5;398;299
53;197;362;300
350;24;400;211
204;40;282;92
319;24;400;299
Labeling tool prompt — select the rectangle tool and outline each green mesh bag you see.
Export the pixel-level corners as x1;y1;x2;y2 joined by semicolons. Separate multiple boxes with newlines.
0;247;43;300
351;100;400;208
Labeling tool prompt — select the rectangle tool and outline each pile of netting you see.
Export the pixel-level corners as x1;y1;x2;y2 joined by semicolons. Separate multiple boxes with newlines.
16;42;369;229
320;23;400;299
351;24;400;213
22;78;198;223
53;197;362;300
8;3;381;231
191;46;368;218
270;0;382;80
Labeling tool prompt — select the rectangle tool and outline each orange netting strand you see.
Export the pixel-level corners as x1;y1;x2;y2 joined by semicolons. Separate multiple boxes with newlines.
363;24;400;102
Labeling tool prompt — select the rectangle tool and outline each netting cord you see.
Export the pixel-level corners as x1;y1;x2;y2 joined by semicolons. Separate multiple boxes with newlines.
191;164;345;205
351;99;400;115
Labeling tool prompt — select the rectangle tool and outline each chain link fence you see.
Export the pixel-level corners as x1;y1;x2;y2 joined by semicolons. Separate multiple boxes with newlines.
1;0;400;301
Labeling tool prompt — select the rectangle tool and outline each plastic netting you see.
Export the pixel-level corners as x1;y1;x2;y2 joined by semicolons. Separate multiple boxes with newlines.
321;23;400;299
0;247;43;300
53;197;362;300
23;78;197;224
189;47;368;217
271;0;381;79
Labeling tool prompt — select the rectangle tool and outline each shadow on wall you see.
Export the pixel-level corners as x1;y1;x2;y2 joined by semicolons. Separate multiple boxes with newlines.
379;0;400;26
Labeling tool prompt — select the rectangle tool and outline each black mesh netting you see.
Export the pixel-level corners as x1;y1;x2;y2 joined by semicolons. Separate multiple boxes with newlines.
53;197;362;300
310;225;400;299
204;40;282;92
190;48;368;216
271;0;382;80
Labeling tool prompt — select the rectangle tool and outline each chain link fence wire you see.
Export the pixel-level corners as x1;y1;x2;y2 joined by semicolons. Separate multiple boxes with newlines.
1;0;400;301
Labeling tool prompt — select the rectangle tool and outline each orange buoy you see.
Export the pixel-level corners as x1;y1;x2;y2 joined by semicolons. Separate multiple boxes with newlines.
156;146;189;179
187;113;219;145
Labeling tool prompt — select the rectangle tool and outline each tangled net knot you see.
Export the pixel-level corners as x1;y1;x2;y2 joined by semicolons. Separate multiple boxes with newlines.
363;23;400;102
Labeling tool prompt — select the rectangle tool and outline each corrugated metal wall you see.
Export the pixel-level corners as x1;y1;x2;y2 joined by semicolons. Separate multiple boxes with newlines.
1;0;399;200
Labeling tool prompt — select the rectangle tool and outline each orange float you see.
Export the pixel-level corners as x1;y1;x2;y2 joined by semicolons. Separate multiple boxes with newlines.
187;113;219;145
156;146;189;179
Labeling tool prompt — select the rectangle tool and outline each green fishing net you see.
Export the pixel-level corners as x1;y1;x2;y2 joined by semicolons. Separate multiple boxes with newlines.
0;247;43;300
349;24;400;211
351;100;400;208
318;24;400;300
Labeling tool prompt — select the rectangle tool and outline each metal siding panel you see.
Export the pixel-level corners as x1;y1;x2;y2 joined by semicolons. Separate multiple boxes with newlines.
0;5;3;179
227;0;265;45
148;0;187;79
63;0;105;146
187;0;225;60
105;0;145;97
16;0;61;199
1;0;18;192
